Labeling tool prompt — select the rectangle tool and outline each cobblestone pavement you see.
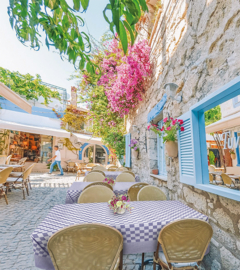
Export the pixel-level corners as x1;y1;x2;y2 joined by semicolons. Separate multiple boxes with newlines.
0;173;155;270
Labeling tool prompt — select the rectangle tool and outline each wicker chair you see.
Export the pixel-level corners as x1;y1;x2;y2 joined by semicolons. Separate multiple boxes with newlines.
48;223;123;270
208;165;216;172
75;163;86;181
5;155;12;165
153;219;213;270
116;173;135;182
88;170;106;177
116;167;128;172
92;165;106;171
0;155;7;165
67;162;76;173
6;163;36;199
0;167;13;205
108;166;118;171
137;186;166;201
128;183;149;201
83;182;113;191
83;172;105;182
221;173;239;189
78;185;114;203
121;171;135;177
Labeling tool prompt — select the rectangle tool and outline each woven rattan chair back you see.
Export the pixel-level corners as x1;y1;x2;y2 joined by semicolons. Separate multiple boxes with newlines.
221;173;234;186
78;185;114;203
116;173;135;182
88;170;106;177
137;186;166;201
0;155;7;165
68;162;75;167
121;171;135;177
158;219;213;265
208;165;216;172
22;164;36;180
83;172;105;182
47;223;123;270
92;165;106;171
18;157;28;165
128;183;149;201
116;167;128;172
0;167;13;184
5;155;12;165
87;163;95;168
209;173;214;183
108;166;118;171
83;182;113;191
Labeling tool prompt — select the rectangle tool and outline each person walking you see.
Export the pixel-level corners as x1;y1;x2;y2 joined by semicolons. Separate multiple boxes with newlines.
48;145;64;175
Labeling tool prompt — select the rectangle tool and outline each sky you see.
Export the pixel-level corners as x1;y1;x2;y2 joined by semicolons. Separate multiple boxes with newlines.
0;0;109;95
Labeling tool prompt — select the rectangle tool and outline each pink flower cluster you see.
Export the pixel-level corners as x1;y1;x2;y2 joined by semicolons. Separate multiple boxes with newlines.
98;39;151;117
103;177;115;187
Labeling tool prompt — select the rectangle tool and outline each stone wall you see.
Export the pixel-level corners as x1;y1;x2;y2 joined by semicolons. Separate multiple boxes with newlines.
128;0;240;269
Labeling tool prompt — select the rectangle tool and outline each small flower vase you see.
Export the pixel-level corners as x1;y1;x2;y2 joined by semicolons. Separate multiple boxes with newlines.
132;149;139;159
117;206;126;215
165;141;178;158
231;153;236;160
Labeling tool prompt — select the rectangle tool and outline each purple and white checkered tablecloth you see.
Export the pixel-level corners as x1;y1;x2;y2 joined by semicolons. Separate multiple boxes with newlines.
32;201;208;270
65;182;136;204
85;171;140;182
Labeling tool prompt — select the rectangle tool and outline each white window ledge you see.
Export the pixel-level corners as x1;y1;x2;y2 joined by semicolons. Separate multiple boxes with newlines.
150;174;167;181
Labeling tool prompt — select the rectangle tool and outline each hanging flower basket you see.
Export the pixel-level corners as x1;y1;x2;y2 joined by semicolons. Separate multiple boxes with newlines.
231;153;236;160
132;149;139;159
165;141;178;158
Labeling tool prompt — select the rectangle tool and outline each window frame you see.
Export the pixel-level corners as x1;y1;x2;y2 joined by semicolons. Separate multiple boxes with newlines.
188;77;240;201
157;120;167;176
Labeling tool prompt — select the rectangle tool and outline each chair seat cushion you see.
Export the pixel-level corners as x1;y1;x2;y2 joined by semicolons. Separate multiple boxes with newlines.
159;251;198;268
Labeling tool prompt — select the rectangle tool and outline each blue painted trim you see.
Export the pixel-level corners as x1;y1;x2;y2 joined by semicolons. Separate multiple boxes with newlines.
232;96;240;108
147;94;167;122
102;145;110;156
79;143;89;160
125;133;131;167
234;132;240;166
0;98;64;119
184;76;240;201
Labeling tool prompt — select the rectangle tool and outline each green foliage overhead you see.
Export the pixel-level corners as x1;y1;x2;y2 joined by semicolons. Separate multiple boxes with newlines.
0;67;60;104
209;150;215;165
205;105;222;126
8;0;148;70
103;132;125;160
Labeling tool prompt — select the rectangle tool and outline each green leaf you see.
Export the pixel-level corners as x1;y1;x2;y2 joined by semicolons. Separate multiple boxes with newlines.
79;56;85;70
73;0;80;11
138;0;148;12
123;20;135;46
119;20;128;54
103;4;112;24
80;0;89;10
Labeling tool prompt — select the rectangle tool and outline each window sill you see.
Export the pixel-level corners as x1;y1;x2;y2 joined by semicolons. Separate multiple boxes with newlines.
150;174;167;181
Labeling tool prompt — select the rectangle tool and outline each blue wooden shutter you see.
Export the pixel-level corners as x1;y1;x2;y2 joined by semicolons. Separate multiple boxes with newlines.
125;133;131;167
178;111;196;185
157;120;167;175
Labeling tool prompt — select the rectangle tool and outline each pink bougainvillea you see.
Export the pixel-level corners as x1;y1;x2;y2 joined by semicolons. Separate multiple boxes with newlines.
98;39;151;117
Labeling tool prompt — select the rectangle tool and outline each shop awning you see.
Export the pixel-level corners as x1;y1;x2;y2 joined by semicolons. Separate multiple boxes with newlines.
205;112;240;133
72;133;102;144
0;120;70;138
0;83;32;114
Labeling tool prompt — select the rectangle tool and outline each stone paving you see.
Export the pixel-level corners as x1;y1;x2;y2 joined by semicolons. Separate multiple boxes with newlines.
0;173;155;270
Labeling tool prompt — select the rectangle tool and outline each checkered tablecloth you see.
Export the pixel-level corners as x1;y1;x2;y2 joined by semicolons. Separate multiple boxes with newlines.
85;171;140;182
32;201;208;270
65;182;136;204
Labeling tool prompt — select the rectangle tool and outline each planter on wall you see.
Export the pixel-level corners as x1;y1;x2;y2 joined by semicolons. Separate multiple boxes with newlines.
132;149;139;159
152;169;159;175
231;153;236;160
165;141;178;158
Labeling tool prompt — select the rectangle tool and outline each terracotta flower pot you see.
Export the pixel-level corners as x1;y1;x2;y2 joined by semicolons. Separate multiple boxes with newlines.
165;141;178;158
132;149;139;159
231;153;236;160
152;169;159;175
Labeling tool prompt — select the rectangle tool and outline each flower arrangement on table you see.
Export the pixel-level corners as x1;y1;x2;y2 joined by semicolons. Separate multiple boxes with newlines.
147;117;184;157
108;194;133;214
103;177;115;187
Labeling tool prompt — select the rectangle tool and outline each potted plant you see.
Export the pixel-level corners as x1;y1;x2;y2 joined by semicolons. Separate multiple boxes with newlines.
230;149;236;160
129;139;139;159
108;194;133;214
148;117;184;158
152;168;159;175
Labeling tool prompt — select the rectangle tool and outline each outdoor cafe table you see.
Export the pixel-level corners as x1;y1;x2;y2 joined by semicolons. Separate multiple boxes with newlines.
85;171;140;182
65;182;136;204
31;201;208;270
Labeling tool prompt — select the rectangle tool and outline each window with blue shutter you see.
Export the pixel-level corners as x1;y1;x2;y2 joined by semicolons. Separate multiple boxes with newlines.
178;76;240;201
157;120;167;176
125;133;131;167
